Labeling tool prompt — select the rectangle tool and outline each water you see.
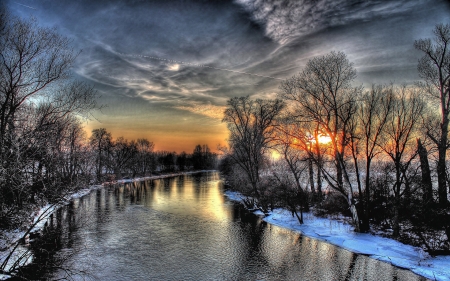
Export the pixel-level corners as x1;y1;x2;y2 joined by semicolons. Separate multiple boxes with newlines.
25;172;427;280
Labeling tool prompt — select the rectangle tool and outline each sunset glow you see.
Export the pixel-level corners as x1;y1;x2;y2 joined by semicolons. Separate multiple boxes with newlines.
318;135;332;144
5;0;449;152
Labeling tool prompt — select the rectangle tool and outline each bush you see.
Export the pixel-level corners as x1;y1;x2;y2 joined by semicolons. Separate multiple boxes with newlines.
315;192;351;217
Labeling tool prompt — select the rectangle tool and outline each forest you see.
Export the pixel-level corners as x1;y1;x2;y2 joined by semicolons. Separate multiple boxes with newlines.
219;24;450;254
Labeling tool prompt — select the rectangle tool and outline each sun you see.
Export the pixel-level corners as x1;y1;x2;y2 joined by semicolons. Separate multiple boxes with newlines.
270;150;281;160
318;135;331;144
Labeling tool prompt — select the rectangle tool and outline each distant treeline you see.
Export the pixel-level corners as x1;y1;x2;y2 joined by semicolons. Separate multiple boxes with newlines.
219;24;450;254
89;128;218;183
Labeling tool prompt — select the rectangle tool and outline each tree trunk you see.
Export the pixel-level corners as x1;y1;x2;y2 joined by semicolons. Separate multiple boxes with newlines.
308;158;315;194
316;160;323;199
97;148;102;182
315;137;323;199
393;197;400;237
393;162;402;237
335;154;344;190
361;159;372;233
437;113;449;206
292;205;303;224
349;199;361;233
114;167;121;180
417;139;433;205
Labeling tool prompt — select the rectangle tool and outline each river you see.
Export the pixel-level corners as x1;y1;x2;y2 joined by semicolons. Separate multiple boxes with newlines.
23;171;427;280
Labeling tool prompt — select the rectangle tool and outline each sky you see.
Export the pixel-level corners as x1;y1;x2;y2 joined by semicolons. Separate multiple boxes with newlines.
5;0;450;153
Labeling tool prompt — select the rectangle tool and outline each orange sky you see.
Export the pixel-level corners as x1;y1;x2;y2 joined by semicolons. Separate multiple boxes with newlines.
84;110;229;153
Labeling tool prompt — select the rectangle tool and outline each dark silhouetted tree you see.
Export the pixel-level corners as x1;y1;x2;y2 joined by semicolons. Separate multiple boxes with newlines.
415;23;450;206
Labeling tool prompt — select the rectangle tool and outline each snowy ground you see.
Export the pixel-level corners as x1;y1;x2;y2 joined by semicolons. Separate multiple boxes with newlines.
225;190;450;281
115;170;213;184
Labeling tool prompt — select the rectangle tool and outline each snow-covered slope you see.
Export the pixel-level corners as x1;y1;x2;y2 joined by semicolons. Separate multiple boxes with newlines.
225;190;450;281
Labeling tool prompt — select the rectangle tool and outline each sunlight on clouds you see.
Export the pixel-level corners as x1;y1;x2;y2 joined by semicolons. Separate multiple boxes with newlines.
167;63;180;71
174;102;226;120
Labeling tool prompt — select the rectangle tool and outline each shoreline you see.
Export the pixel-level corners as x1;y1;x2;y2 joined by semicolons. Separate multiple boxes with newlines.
3;171;446;280
224;190;450;281
0;170;212;280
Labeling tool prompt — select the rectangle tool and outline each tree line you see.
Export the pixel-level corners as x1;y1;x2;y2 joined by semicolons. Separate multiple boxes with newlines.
89;128;218;182
220;23;450;254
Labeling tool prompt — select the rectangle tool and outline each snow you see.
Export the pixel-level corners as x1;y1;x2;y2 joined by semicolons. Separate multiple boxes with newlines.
70;184;103;199
0;171;209;279
224;190;450;281
115;170;216;184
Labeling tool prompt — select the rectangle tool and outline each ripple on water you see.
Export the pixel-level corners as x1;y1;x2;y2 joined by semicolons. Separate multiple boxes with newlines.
26;172;429;281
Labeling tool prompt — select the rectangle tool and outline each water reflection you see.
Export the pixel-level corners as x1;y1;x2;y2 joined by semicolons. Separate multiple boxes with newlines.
23;172;427;280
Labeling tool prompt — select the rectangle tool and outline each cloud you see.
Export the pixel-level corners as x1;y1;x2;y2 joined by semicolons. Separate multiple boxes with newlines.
174;101;226;120
234;0;421;44
8;0;449;152
167;64;180;71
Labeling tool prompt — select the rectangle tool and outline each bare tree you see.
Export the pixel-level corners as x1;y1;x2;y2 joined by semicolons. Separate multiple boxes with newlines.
0;8;97;230
0;14;76;147
377;86;425;237
110;137;138;179
222;96;284;200
351;84;395;232
89;128;112;182
269;160;308;224
272;118;310;223
279;51;363;231
134;138;155;176
192;144;216;170
156;151;176;172
414;23;450;206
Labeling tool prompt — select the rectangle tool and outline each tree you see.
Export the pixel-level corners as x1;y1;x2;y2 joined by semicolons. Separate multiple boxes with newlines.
269;159;308;224
377;86;425;237
274;116;327;200
192;144;206;170
110;137;138;178
222;96;284;199
272;118;310;223
0;13;76;148
192;144;217;170
417;138;433;205
351;84;394;232
134;138;155;176
414;23;450;206
0;7;97;230
156;151;176;172
279;51;363;231
177;151;188;171
89;128;112;182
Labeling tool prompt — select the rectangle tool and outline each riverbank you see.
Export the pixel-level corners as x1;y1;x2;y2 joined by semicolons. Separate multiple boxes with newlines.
224;190;450;281
0;170;210;280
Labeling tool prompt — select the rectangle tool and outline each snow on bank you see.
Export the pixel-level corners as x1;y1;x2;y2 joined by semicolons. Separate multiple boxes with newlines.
0;171;209;279
115;170;212;184
0;184;103;279
224;190;450;281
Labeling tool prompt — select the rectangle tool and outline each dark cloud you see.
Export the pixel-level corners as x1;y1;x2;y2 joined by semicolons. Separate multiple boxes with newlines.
234;0;430;43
